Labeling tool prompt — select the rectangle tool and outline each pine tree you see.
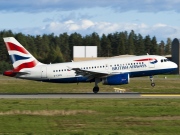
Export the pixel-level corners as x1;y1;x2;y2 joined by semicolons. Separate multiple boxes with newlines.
165;38;171;55
144;35;152;54
69;32;83;59
15;33;28;48
54;46;64;63
158;41;165;55
127;30;135;55
91;32;101;57
119;32;126;55
26;35;37;58
123;31;129;54
108;32;121;56
101;34;111;57
135;34;145;55
59;33;70;62
151;36;158;55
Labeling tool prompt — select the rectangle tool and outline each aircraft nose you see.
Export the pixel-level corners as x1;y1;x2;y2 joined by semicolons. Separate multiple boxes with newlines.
172;62;178;69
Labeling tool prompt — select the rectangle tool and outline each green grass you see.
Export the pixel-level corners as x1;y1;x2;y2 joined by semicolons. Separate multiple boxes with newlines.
1;75;180;93
0;99;180;134
0;75;180;134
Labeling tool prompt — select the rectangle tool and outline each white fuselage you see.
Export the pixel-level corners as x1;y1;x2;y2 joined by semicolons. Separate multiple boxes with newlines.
18;55;177;83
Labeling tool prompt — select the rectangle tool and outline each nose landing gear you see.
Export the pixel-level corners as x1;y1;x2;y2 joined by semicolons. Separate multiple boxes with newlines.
150;76;155;87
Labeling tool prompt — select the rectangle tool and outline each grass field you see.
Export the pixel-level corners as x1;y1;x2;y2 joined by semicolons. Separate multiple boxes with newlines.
1;75;180;93
0;99;180;135
0;75;180;134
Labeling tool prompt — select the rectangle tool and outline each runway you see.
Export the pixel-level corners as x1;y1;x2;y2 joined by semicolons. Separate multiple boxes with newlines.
0;93;180;99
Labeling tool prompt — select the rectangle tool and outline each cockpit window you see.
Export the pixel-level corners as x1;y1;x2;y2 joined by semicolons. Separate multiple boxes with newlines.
161;59;169;62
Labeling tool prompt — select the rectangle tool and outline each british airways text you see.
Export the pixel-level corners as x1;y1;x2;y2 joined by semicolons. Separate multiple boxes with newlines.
112;64;147;71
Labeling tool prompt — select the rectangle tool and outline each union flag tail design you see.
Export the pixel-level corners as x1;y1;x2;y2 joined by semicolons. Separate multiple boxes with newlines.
3;37;41;72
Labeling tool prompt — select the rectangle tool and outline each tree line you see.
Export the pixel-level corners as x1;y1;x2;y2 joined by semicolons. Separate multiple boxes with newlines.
0;30;172;73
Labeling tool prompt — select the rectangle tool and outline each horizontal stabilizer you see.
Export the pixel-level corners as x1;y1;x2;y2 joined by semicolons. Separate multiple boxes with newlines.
3;70;29;77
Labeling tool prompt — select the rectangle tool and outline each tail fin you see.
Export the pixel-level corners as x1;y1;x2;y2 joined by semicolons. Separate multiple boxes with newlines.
3;37;42;72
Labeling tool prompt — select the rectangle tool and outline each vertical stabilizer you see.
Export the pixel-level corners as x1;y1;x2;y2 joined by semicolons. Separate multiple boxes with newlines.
3;37;42;72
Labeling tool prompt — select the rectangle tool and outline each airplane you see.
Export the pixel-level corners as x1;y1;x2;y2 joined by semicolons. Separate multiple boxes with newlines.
3;37;178;93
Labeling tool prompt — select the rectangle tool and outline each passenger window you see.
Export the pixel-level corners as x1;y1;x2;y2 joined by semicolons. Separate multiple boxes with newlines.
161;59;163;62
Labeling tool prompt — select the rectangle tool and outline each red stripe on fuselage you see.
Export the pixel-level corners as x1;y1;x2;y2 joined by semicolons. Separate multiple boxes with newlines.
5;42;28;54
14;60;37;72
134;58;154;61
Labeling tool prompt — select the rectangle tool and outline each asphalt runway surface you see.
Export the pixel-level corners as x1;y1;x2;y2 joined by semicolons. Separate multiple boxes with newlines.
0;93;180;99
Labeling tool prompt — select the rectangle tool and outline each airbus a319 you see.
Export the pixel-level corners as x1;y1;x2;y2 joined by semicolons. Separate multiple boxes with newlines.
3;37;178;93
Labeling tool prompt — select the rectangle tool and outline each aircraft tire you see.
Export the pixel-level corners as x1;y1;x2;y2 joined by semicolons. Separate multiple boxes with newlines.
151;83;155;87
93;86;99;94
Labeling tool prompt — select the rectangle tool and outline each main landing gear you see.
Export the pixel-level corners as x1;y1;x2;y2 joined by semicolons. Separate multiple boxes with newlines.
93;86;99;94
150;76;155;87
93;78;101;93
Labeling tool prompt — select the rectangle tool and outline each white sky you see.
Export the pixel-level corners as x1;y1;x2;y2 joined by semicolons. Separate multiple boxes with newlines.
1;0;180;42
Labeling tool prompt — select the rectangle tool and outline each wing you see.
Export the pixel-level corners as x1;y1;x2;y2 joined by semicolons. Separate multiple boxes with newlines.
68;67;129;81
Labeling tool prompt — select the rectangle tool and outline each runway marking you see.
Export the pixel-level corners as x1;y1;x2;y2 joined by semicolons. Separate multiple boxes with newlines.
141;94;180;97
0;93;180;99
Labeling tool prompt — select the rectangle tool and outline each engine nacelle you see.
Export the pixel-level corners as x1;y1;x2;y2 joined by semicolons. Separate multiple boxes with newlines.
102;73;129;85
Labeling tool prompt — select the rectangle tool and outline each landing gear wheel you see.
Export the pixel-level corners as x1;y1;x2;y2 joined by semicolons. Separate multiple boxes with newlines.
151;83;155;87
93;87;99;94
150;76;155;87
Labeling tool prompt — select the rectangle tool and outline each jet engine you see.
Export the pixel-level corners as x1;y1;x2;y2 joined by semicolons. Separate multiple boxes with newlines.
102;73;129;85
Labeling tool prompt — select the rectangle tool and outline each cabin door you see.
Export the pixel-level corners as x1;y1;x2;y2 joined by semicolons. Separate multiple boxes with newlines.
149;58;155;68
41;66;47;78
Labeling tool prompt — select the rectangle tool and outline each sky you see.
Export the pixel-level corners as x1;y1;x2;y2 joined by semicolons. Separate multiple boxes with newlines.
1;0;180;42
